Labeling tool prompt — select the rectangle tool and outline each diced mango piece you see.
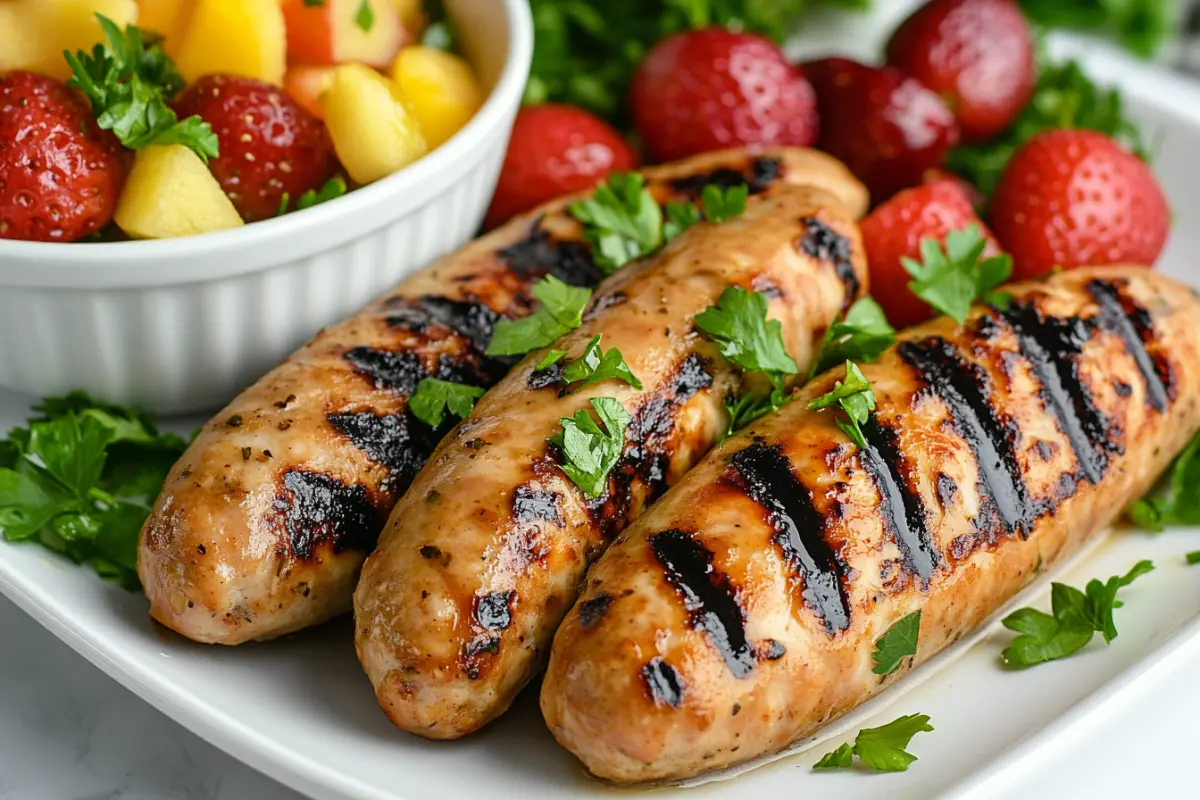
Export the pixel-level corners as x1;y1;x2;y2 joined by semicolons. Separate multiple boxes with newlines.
283;64;337;120
175;0;285;85
389;45;482;149
280;0;405;69
115;145;244;239
137;0;197;56
6;0;138;81
319;63;427;185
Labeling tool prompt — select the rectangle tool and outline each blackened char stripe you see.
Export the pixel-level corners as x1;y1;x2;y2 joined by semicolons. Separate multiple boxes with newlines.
1087;280;1169;412
649;528;754;678
999;303;1111;484
274;470;381;558
642;658;684;708
497;219;603;287
799;216;859;304
670;156;783;196
327;411;438;492
725;444;850;633
899;338;1035;538
859;420;938;581
385;295;501;354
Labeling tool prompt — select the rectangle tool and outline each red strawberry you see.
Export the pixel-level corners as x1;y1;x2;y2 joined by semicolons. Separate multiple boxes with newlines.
804;57;959;203
860;178;1002;327
989;129;1169;280
172;75;336;222
484;104;638;229
887;0;1035;142
0;72;126;243
630;28;818;163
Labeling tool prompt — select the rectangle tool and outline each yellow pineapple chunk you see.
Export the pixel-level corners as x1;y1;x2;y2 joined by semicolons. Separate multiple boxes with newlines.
389;46;482;149
0;3;44;75
175;0;285;85
319;63;427;185
137;0;197;56
115;145;244;239
6;0;138;81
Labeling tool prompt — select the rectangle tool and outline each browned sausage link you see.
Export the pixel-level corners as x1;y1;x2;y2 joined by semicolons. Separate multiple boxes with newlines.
354;184;869;738
541;268;1200;783
136;148;868;646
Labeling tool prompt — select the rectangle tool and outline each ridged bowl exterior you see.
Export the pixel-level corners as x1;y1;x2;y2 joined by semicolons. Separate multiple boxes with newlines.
0;0;530;415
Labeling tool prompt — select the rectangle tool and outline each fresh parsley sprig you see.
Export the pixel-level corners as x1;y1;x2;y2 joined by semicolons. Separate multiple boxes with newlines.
814;714;934;773
65;15;218;161
561;336;642;392
486;276;592;357
872;610;921;676
1125;432;1200;532
276;177;349;217
903;224;1013;324
663;184;750;241
813;298;897;377
1018;0;1173;58
807;361;876;450
569;173;664;275
550;397;630;498
1001;560;1155;668
1187;551;1200;566
947;58;1147;199
409;378;485;428
0;393;190;590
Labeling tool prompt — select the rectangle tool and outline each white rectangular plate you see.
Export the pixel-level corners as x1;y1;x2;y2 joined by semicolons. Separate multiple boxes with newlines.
2;22;1200;800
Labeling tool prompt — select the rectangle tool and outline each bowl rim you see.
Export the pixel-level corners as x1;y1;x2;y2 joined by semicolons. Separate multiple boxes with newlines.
0;0;533;289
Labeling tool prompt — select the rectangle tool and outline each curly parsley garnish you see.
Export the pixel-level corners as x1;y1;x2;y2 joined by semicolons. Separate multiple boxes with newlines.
66;15;218;161
409;378;485;428
561;335;642;392
276;177;348;216
872;610;921;676
486;276;592;357
550;397;630;498
813;298;897;377
569;173;664;274
814;714;934;773
903;224;1013;324
1125;432;1200;532
0;393;190;590
1001;560;1155;668
807;361;875;450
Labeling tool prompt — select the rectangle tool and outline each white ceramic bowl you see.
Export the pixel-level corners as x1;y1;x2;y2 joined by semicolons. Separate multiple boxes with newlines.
0;0;532;415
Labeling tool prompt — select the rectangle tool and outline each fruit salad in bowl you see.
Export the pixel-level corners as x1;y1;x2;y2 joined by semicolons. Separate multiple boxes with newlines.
0;0;532;413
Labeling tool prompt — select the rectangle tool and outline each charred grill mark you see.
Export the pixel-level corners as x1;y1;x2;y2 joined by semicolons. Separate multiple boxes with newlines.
900;338;1034;539
527;361;564;391
997;303;1112;484
327;411;439;493
798;216;859;304
462;634;500;680
497;219;603;287
578;593;614;629
384;295;501;354
649;528;754;678
583;291;628;322
474;591;514;631
670;155;782;196
1088;280;1170;412
859;419;939;582
758;639;787;661
512;485;564;527
642;658;685;708
274;470;381;559
675;353;716;399
344;347;427;393
724;444;850;634
936;473;958;507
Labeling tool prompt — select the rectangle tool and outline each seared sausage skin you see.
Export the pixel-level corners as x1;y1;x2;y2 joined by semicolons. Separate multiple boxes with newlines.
354;184;869;738
138;148;868;645
541;268;1200;783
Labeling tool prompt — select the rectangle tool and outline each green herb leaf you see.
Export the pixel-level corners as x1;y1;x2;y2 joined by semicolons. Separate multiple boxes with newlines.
1186;551;1200;566
872;610;921;676
409;378;485;428
695;287;798;380
1124;432;1200;529
561;336;642;392
277;177;349;216
700;183;748;223
486;276;592;356
813;743;854;770
723;385;788;440
947;59;1147;199
1018;0;1174;58
355;0;375;32
0;393;190;590
536;349;568;370
813;298;897;377
663;201;702;242
303;0;326;6
902;224;1012;324
807;361;875;450
550;397;630;498
66;14;216;160
1001;560;1155;667
569;173;663;274
1126;498;1164;532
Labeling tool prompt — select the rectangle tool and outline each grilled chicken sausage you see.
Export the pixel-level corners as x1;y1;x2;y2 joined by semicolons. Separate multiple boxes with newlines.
138;148;868;645
354;184;869;738
542;267;1200;783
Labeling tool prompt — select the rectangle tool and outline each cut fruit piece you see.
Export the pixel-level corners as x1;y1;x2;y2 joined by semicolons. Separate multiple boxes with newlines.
115;144;245;239
8;0;138;81
389;45;482;149
319;63;427;184
283;64;338;120
280;0;406;69
137;0;197;56
175;0;286;85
